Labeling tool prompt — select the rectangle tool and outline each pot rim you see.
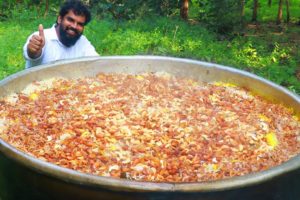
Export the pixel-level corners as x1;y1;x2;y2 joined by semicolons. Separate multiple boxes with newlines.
0;55;299;192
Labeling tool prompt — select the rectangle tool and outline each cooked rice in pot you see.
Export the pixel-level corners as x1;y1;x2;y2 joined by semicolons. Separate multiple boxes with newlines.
0;72;299;182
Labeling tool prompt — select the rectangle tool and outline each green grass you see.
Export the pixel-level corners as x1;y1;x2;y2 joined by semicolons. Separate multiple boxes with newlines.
245;0;300;23
0;8;56;78
0;6;299;94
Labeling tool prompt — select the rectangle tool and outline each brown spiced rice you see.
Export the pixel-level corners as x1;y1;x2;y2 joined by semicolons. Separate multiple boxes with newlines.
0;72;299;182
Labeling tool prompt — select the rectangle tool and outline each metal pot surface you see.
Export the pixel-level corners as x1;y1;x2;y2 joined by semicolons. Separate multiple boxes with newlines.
0;56;299;200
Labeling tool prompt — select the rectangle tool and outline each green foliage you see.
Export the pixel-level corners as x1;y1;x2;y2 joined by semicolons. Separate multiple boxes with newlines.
86;16;215;56
197;0;244;34
89;0;180;20
244;0;300;23
226;37;300;94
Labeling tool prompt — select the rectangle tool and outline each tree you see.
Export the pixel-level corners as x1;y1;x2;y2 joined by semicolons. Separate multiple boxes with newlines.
89;0;179;20
241;0;246;17
35;0;50;18
252;0;259;22
276;0;291;24
286;0;290;23
277;0;283;24
44;0;49;17
268;0;272;7
199;0;244;34
180;0;189;20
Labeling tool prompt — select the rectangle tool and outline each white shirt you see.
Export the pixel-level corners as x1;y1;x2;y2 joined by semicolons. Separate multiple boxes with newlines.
23;25;99;68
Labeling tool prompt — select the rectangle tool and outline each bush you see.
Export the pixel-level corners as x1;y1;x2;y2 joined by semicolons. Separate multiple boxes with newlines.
198;0;244;34
89;0;179;20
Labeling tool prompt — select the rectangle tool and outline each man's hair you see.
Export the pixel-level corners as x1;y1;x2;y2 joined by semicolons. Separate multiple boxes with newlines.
59;0;91;25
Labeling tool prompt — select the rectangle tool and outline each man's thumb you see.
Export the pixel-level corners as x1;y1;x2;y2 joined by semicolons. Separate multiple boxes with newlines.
38;24;45;39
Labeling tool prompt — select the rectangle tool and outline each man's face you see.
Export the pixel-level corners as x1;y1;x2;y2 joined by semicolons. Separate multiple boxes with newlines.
57;10;86;47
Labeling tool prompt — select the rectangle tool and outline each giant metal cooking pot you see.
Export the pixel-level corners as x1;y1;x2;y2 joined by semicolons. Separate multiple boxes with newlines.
0;56;299;200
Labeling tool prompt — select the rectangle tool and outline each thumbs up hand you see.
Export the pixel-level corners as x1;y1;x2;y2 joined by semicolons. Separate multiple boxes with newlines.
27;24;46;59
38;24;45;41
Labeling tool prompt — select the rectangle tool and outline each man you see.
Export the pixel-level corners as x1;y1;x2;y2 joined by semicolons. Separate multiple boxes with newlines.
23;0;98;68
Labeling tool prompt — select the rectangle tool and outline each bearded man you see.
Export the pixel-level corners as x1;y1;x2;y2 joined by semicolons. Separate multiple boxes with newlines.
23;0;98;68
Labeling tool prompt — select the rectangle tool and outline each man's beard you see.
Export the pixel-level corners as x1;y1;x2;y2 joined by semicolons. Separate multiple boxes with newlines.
59;25;82;47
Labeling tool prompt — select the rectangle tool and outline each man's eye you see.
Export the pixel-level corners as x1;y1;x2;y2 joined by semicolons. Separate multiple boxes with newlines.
78;23;84;27
67;17;75;23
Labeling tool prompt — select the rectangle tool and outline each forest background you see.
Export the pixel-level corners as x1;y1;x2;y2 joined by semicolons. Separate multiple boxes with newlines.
0;0;299;94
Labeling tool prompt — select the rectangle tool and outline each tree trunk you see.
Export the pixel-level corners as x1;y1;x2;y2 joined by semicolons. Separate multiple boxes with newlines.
252;0;259;22
44;0;49;18
268;0;272;7
180;0;189;20
241;0;246;17
277;0;283;24
285;0;290;23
